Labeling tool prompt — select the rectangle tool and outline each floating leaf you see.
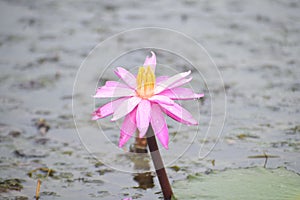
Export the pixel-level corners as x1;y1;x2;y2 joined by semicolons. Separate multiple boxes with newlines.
173;167;300;200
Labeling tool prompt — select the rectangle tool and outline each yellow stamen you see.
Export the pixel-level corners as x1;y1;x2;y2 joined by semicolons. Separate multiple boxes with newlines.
136;66;155;98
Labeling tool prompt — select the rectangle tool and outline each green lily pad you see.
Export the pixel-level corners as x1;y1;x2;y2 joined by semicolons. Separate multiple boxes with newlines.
173;167;300;200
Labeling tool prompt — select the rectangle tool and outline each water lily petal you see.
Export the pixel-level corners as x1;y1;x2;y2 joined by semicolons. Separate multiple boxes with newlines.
151;104;169;149
136;99;151;138
154;70;191;94
156;76;169;84
159;88;204;100
114;67;137;89
111;96;141;121
104;81;129;88
92;97;130;120
94;84;135;98
119;108;137;147
143;51;156;72
148;95;174;105
168;77;192;89
159;102;198;125
122;198;133;200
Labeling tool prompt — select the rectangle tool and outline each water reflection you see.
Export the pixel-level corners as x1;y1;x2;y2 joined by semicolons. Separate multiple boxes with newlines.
129;133;148;154
129;133;154;189
133;172;154;190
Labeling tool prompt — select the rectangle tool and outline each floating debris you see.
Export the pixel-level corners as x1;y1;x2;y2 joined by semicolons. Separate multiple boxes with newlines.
14;150;47;158
39;191;60;197
18;73;60;90
34;118;50;135
8;129;22;138
248;152;279;168
211;159;215;167
61;151;73;156
35;138;50;145
37;55;59;64
12;196;28;200
236;133;259;140
248;154;279;159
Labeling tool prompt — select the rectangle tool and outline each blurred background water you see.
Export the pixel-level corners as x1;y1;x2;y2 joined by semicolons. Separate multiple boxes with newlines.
0;0;299;199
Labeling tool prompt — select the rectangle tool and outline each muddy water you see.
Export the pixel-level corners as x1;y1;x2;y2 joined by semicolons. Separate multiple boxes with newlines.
0;0;299;199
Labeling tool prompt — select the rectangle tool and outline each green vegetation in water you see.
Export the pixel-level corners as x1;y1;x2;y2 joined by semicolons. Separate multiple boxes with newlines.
286;125;300;134
173;167;300;200
96;169;113;175
94;161;104;168
61;151;73;156
0;178;25;192
40;191;60;197
169;165;181;172
55;172;74;180
236;133;259;140
27;168;55;179
11;196;28;200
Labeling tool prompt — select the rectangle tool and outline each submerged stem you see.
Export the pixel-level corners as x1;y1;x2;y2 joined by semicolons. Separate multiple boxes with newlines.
146;126;173;200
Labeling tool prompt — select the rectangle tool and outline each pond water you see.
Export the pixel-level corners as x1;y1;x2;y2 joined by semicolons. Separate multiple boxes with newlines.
0;0;299;199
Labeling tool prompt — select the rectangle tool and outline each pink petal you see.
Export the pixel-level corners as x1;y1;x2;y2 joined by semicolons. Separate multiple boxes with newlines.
156;76;169;84
159;88;204;100
150;104;169;149
94;84;135;98
143;51;156;73
104;81;129;88
136;99;151;138
92;97;130;120
159;102;198;125
114;67;137;89
168;77;192;89
148;95;174;105
111;96;141;121
154;70;191;94
119;108;137;147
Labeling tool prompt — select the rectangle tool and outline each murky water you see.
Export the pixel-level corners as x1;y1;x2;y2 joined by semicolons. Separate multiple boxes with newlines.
0;0;299;199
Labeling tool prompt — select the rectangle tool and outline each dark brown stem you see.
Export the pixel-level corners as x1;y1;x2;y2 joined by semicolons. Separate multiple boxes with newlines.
146;126;173;200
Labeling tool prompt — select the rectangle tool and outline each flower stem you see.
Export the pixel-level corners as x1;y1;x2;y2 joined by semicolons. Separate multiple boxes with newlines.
146;126;173;200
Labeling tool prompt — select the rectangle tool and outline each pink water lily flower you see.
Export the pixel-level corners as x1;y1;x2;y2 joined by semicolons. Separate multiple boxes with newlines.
92;51;204;149
122;198;132;200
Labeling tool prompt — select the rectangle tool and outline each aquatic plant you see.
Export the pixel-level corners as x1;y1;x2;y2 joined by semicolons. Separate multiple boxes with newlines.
93;51;203;199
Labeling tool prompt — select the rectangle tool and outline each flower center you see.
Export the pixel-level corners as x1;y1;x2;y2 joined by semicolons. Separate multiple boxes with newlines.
136;66;155;98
